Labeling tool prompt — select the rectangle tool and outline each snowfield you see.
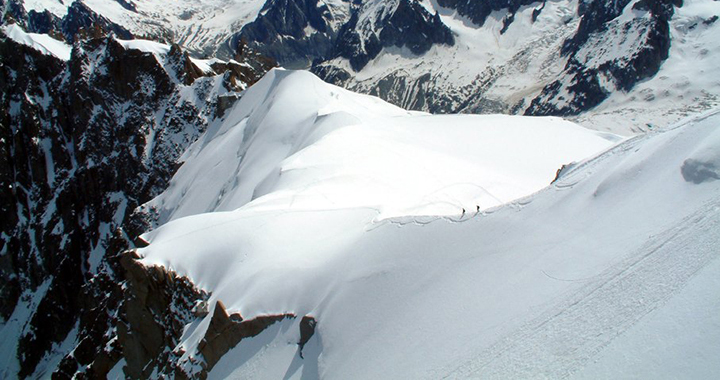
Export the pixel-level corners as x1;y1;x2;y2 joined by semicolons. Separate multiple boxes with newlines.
137;70;720;378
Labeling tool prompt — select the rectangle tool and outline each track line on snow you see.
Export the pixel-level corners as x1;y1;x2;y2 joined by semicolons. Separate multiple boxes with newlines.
442;196;720;379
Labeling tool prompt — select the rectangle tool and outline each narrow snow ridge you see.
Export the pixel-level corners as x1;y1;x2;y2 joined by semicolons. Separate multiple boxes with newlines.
2;24;72;61
142;68;617;226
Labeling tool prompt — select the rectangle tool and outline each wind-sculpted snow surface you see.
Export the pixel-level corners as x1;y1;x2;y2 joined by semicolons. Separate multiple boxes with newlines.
138;103;720;378
137;72;720;377
140;69;617;226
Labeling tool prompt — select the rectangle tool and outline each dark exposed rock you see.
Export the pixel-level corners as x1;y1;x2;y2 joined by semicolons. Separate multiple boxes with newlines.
233;0;340;68
0;25;271;378
298;316;317;358
113;0;137;12
333;0;454;72
168;43;206;85
117;251;209;379
332;11;382;72
194;301;293;375
60;1;133;42
561;0;634;55
436;0;540;27
526;0;682;116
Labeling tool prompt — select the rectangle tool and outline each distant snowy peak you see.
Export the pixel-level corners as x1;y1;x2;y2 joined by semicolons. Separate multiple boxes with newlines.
230;0;351;68
9;0;717;134
527;0;682;115
6;0;720;130
227;0;455;70
4;0;133;42
436;0;542;28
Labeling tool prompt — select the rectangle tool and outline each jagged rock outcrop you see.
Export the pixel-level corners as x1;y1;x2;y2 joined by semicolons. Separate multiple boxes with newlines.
333;0;455;71
116;251;209;379
188;301;293;377
3;0;132;42
234;0;344;68
0;24;271;378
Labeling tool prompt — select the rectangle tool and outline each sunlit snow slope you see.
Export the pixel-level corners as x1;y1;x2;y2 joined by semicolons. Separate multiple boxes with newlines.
140;68;617;226
138;70;720;378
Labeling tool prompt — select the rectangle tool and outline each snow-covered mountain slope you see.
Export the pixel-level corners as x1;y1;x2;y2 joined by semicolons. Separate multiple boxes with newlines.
138;68;617;227
141;100;720;379
130;70;720;377
572;0;720;132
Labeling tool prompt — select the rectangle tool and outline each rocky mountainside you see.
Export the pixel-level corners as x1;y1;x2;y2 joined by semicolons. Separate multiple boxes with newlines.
314;0;720;133
6;0;720;134
0;23;272;378
1;0;719;378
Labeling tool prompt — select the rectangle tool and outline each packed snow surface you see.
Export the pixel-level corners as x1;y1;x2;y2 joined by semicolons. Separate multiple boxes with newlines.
142;69;617;226
138;71;720;378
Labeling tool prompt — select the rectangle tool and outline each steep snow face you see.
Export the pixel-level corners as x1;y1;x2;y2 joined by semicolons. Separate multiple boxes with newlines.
140;69;616;226
139;97;720;378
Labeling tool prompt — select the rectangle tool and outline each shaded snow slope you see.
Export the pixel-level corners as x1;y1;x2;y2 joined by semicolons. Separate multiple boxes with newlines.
139;102;720;378
140;68;617;226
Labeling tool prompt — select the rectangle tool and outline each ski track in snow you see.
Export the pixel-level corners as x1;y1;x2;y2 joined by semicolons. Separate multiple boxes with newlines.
443;196;720;379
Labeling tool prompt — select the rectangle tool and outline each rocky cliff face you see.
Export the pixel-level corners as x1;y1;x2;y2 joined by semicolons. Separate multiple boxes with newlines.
233;0;345;69
2;0;133;42
232;0;454;71
0;24;273;378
